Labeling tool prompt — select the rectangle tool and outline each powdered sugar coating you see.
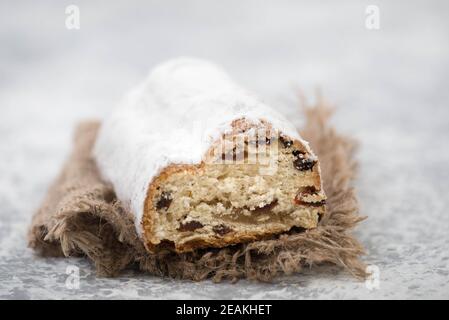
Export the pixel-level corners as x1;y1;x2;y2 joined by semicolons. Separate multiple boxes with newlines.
94;58;311;235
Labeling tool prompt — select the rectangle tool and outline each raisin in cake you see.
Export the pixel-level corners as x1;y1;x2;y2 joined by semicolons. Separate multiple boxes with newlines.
94;58;326;253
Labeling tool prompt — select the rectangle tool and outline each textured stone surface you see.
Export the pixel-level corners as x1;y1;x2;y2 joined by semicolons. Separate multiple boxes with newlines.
1;0;448;299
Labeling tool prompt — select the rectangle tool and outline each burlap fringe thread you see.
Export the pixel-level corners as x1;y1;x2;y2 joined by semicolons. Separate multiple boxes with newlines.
28;102;366;282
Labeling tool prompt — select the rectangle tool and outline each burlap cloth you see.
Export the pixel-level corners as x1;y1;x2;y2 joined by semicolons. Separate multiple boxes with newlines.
28;103;366;282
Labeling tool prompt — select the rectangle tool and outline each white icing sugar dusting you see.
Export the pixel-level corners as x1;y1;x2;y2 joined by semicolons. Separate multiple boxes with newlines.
94;58;311;236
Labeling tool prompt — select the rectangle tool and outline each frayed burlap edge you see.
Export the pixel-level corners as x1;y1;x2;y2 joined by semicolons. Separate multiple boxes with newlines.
28;102;366;282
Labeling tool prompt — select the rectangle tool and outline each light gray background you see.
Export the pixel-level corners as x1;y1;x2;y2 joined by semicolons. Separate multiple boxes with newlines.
1;0;448;299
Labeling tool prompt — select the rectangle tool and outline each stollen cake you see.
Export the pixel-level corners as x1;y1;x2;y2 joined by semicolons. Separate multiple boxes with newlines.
94;58;326;253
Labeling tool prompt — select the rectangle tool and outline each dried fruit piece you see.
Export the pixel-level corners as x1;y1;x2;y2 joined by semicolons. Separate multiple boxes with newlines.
213;224;233;236
300;186;318;194
292;149;305;157
295;186;325;206
178;220;204;232
265;137;271;145
252;199;278;214
294;198;326;207
156;191;172;210
158;240;175;249
293;157;316;171
280;136;293;148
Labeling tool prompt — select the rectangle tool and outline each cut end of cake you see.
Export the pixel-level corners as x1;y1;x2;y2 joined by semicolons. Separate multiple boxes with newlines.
142;121;326;253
